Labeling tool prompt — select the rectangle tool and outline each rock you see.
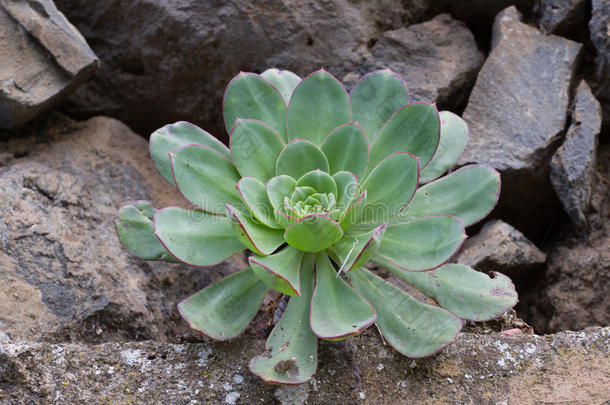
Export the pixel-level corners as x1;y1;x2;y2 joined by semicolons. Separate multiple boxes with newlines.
348;14;485;110
458;6;582;241
54;0;426;138
0;0;98;129
0;327;608;403
589;0;610;104
456;220;546;279
0;114;246;343
550;81;602;228
535;0;587;36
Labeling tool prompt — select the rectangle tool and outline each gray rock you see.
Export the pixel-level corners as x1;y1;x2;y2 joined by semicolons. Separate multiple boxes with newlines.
460;6;582;172
0;114;246;343
353;14;485;109
457;220;546;279
536;0;587;35
430;0;534;28
589;0;610;107
0;0;98;129
1;327;609;403
550;81;602;228
54;0;426;138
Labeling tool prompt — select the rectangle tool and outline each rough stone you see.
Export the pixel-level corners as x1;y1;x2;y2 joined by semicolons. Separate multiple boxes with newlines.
0;114;246;343
347;14;485;110
535;0;587;36
54;0;426;139
0;0;98;129
456;220;546;279
458;6;582;241
589;0;610;104
550;81;602;228
0;327;608;404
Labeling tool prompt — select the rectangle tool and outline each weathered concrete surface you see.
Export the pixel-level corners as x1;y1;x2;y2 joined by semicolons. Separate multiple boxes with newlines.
0;114;245;343
550;81;602;228
456;220;546;279
0;327;608;404
0;0;98;129
345;14;484;110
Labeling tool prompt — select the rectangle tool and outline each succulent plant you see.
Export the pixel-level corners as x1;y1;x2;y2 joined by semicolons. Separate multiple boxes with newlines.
116;68;517;384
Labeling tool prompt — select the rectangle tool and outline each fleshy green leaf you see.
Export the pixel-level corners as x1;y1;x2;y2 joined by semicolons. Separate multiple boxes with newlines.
321;123;369;179
149;121;230;187
276;139;329;179
297;170;337;196
332;171;358;216
230;119;285;182
330;223;387;273
373;215;466;271
178;268;268;340
339;190;367;230
154;207;244;266
249;246;304;296
350;70;410;141
286;69;351;145
223;72;287;140
396;165;500;227
284;213;343;252
249;255;317;384
260;68;301;103
368;103;440;171
420;111;469;184
360;152;419;224
266;175;297;211
226;205;284;256
310;253;376;340
170;145;242;215
386;263;518;321
349;268;462;358
236;177;280;229
117;201;178;262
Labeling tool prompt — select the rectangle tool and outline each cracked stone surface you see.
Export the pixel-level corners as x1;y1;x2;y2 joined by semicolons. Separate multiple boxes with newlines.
0;327;608;404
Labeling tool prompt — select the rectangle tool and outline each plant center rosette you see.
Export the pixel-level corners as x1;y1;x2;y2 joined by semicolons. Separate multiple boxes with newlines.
116;68;518;384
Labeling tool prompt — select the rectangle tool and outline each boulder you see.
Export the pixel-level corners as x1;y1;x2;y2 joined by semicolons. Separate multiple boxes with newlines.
0;327;608;403
0;0;98;129
54;0;427;138
346;14;485;110
456;220;546;279
589;0;609;102
0;114;246;343
550;81;602;228
535;0;587;36
458;6;582;240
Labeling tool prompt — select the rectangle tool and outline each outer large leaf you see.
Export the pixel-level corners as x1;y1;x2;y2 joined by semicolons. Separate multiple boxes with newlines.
310;253;376;340
397;165;500;227
350;70;410;141
226;205;284;256
154;207;244;266
368;103;440;171
284;213;343;252
170;144;242;215
321;123;369;179
388;263;518;321
116;201;178;262
349;268;462;358
419;111;469;184
260;68;301;103
297;170;337;196
276;139;329;179
360;151;419;224
249;255;317;384
149;122;230;186
236;177;280;229
249;246;304;296
178;268;268;340
286;69;351;145
373;215;466;271
230;119;285;182
330;223;386;273
223;72;287;139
